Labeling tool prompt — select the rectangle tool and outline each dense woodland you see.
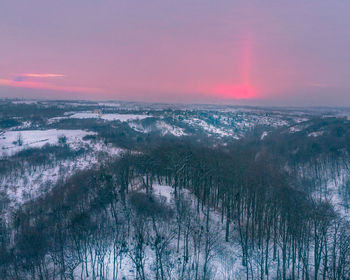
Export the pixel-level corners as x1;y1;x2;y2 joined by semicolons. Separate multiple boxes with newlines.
1;126;350;279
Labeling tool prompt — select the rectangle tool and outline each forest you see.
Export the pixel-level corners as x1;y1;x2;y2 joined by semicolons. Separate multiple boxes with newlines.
1;126;350;279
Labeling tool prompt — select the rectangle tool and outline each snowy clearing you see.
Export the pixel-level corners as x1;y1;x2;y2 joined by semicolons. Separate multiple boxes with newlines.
0;129;95;158
129;121;187;136
69;112;151;122
308;131;324;137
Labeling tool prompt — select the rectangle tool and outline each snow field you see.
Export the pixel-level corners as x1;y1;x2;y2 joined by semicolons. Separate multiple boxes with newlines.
0;129;96;158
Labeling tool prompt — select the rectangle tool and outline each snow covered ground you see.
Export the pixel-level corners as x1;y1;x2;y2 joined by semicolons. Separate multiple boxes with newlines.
308;131;324;137
184;118;234;137
11;100;37;105
0;128;125;214
68;183;246;280
129;120;187;136
0;139;123;214
0;129;96;158
98;102;121;107
69;112;151;122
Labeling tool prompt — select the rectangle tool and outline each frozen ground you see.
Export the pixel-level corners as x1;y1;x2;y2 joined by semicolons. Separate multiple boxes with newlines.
0;129;96;158
0;127;123;214
69;112;151;122
129;120;187;137
70;183;246;280
0;139;123;216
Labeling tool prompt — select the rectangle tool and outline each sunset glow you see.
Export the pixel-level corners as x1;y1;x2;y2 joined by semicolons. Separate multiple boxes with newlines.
0;1;349;105
213;84;257;100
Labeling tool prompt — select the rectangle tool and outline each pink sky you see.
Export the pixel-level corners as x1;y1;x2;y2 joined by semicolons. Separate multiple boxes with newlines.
1;1;350;106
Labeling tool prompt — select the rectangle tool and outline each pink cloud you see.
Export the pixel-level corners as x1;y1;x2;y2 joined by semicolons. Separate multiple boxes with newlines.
21;73;65;78
0;78;101;93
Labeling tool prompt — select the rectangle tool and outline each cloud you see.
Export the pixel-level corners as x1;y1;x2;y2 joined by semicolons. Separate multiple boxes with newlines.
13;73;65;82
0;78;101;93
21;73;65;78
0;72;100;94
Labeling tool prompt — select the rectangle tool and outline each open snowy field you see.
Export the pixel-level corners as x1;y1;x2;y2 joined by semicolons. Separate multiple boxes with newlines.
69;112;151;122
0;129;95;158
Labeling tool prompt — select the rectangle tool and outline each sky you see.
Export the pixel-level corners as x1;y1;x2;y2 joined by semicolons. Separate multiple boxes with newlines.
1;0;350;106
